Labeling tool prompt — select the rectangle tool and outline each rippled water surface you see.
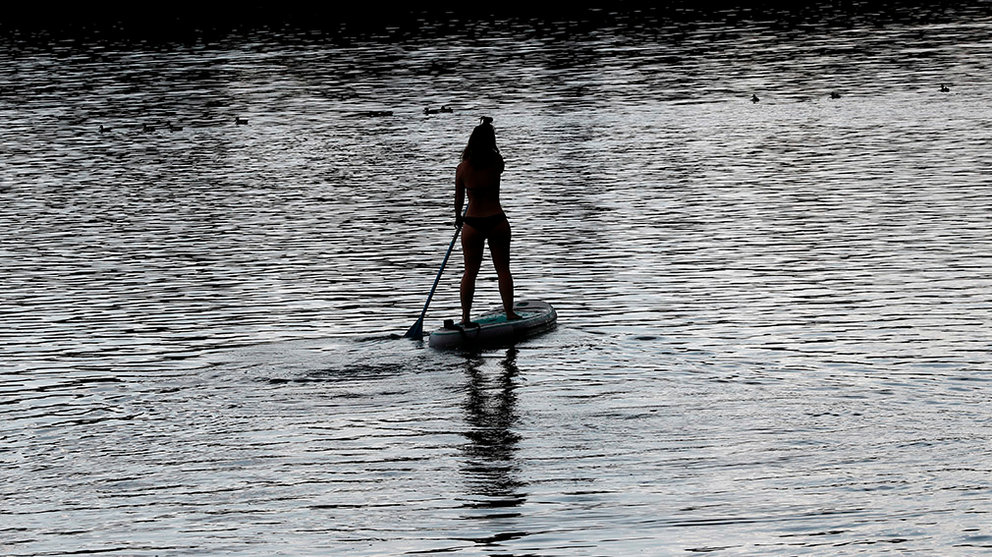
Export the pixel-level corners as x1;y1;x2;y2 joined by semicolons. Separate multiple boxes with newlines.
4;4;992;555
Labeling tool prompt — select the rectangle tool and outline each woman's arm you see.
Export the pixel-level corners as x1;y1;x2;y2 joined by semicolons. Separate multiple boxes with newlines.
454;163;466;226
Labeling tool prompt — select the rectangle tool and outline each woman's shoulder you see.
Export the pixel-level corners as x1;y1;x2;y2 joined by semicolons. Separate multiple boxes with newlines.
458;157;504;175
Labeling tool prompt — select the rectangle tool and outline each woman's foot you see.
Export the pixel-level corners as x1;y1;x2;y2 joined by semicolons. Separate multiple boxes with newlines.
506;312;523;321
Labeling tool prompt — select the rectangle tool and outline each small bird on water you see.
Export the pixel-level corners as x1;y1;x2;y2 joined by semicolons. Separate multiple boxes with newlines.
235;117;248;125
830;91;841;99
751;94;759;103
940;83;950;92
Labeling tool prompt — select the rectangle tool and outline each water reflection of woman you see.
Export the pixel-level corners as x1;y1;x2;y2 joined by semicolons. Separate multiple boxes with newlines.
461;347;526;508
455;117;521;326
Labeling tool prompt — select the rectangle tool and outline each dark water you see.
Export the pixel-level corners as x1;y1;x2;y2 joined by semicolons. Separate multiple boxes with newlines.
3;4;992;555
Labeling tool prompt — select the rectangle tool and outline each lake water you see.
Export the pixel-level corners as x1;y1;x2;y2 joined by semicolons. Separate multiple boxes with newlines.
3;3;992;555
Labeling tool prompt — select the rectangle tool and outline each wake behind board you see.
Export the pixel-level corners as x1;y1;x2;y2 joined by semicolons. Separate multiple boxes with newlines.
428;300;557;349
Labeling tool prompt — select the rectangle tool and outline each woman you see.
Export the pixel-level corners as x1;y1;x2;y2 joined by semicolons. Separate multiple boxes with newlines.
455;117;521;326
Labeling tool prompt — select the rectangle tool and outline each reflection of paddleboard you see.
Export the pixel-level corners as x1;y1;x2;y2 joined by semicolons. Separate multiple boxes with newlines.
428;300;557;349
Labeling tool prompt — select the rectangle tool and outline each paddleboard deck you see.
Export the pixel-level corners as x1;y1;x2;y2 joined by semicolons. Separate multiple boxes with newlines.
428;300;557;349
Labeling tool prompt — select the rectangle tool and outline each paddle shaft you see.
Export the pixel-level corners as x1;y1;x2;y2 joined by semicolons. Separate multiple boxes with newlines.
404;205;468;338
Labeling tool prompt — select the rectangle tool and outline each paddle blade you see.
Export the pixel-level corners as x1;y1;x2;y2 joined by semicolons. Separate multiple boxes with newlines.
404;319;424;339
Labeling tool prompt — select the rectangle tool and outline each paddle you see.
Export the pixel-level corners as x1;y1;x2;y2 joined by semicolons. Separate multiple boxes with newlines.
404;205;469;339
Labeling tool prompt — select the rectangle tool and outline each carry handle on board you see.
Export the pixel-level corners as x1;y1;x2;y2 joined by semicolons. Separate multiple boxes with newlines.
404;205;469;339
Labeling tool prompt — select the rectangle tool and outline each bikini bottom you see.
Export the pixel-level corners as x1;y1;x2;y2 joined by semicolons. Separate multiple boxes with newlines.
462;212;507;237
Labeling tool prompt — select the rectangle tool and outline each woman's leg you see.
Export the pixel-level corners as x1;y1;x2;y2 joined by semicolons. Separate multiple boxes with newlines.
488;218;521;319
460;224;485;324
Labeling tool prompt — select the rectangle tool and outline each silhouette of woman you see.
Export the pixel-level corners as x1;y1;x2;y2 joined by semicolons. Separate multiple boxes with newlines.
455;117;521;326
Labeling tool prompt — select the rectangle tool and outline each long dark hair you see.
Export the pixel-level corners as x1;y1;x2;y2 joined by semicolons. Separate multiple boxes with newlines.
461;116;504;171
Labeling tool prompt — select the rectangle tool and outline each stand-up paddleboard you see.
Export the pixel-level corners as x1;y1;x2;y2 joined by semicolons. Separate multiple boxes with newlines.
428;300;557;349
